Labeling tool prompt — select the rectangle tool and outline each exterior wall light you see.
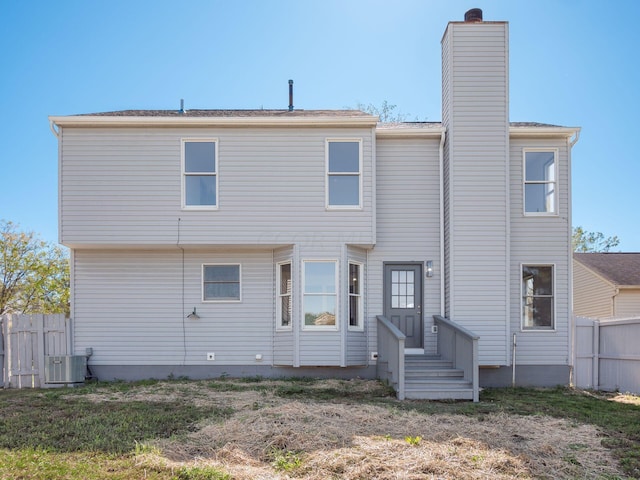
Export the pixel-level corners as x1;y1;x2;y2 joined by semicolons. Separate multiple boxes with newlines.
426;260;434;278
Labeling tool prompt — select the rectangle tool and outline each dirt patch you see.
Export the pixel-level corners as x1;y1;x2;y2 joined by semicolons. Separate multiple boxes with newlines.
91;380;624;480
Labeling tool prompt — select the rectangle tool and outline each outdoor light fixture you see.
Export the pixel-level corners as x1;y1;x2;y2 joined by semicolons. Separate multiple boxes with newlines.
426;260;434;278
187;307;200;320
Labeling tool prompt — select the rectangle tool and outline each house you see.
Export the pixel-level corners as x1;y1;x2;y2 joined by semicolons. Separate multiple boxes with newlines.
49;9;580;400
574;253;640;319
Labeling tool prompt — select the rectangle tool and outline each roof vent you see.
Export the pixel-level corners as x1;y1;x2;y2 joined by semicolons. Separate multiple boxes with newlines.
288;80;294;111
179;99;186;114
464;8;483;22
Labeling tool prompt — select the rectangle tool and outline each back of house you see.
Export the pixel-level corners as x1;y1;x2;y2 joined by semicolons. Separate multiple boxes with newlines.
50;9;579;397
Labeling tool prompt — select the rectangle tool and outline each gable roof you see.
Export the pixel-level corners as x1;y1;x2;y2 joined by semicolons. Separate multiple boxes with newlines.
574;253;640;287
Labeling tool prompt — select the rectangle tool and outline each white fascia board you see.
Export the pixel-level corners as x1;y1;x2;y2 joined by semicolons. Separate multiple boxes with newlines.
509;126;581;138
48;115;379;128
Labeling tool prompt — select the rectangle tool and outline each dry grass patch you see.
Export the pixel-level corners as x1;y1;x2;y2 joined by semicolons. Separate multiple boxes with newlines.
127;386;624;480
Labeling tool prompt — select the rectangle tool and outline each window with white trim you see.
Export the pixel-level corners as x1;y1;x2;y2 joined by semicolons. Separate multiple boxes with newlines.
183;139;217;208
277;262;292;329
203;264;240;302
522;265;554;329
348;262;363;330
524;150;556;214
303;261;337;329
327;140;361;208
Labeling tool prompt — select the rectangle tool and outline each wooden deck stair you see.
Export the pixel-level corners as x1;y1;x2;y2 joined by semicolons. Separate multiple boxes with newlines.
404;355;475;400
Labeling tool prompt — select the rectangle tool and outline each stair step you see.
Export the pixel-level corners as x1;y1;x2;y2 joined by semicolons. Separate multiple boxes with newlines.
405;360;453;368
404;388;475;400
405;378;472;388
405;368;464;378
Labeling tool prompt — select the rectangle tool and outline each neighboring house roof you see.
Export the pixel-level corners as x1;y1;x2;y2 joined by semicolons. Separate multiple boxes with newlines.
574;253;640;287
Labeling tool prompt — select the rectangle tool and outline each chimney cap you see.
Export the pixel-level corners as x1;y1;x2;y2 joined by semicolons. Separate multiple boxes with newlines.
464;8;483;22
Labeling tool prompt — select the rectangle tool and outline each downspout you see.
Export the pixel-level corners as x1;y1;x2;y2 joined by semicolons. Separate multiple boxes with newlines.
439;129;446;316
49;119;60;138
567;129;580;373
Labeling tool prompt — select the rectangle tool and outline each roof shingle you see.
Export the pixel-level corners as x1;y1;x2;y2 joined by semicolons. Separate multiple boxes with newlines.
574;253;640;287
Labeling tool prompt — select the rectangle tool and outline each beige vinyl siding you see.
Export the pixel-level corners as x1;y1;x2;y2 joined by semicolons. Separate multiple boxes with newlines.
442;21;510;365
60;126;375;247
368;138;442;356
616;290;640;318
573;261;615;318
73;249;274;366
509;138;571;365
442;29;452;319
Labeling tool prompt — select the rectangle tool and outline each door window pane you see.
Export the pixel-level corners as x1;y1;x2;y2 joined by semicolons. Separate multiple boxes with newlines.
391;269;415;310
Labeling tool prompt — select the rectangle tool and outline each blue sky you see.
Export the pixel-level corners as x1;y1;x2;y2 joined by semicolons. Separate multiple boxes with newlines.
1;0;639;251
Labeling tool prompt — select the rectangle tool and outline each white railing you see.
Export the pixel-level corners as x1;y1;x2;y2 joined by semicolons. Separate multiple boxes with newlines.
376;315;406;400
433;315;479;402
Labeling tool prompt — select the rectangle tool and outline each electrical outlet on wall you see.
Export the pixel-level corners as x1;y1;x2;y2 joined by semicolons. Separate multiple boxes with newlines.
207;352;215;361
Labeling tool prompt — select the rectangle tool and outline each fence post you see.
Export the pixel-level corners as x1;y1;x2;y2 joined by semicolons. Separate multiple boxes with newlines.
592;320;599;390
0;316;5;388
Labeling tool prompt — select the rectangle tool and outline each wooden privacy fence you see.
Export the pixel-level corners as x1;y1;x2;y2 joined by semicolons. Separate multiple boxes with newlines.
0;314;71;388
574;316;640;394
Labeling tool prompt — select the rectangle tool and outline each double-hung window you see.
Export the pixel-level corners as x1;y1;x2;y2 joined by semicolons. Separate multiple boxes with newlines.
183;139;217;208
303;261;337;329
277;262;292;329
348;262;363;330
203;264;240;302
524;150;556;215
326;139;362;208
522;265;554;330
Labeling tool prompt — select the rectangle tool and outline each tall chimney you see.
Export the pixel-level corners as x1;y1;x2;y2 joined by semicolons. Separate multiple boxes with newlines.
288;80;294;111
441;12;510;362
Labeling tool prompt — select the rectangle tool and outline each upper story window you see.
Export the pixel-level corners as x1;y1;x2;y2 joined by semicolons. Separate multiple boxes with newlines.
326;139;362;209
524;150;557;215
303;260;338;330
183;139;217;209
203;264;240;302
522;265;554;330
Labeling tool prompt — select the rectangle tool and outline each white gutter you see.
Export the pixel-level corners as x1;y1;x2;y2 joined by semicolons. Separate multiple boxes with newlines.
510;126;581;138
375;126;445;138
439;129;446;316
48;115;378;128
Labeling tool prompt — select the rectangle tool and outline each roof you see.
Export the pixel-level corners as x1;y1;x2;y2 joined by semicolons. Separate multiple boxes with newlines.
574;253;640;287
75;109;372;118
49;110;579;138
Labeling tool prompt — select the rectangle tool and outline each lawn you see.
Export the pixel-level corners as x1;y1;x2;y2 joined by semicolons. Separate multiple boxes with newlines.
0;378;638;479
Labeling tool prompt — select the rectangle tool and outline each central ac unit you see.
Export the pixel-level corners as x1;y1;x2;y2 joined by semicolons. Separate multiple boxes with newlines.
45;355;86;384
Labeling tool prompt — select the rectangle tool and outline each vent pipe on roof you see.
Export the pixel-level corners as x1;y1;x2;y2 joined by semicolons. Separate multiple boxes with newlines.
179;99;185;114
288;80;294;111
464;8;483;22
